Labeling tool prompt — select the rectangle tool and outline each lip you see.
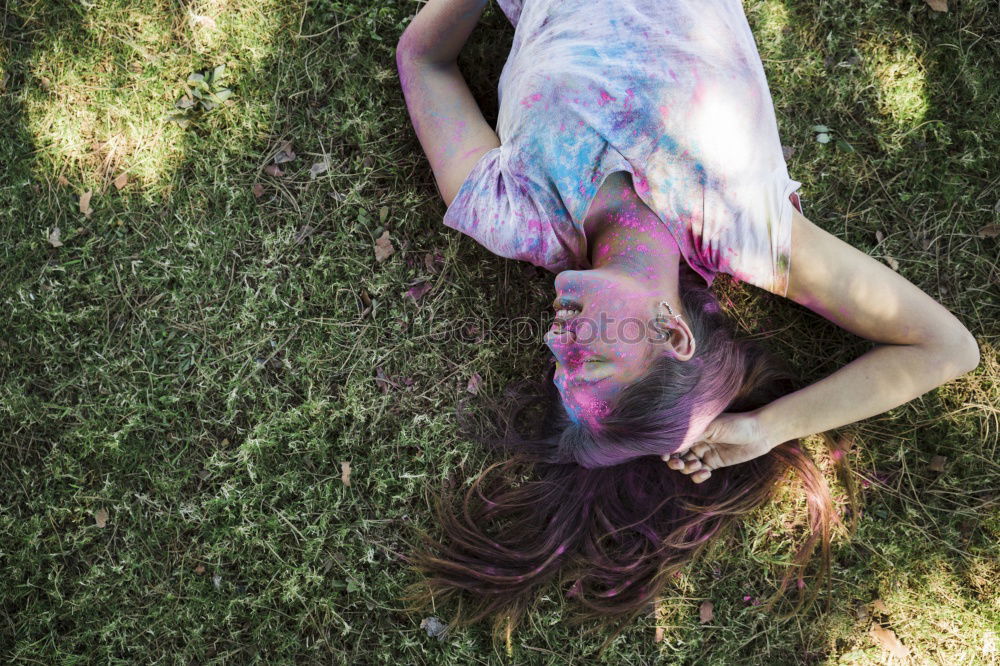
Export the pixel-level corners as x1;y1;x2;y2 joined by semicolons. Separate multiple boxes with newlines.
552;297;583;311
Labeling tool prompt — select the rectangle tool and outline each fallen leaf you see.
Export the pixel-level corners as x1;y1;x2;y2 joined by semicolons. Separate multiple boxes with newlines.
273;141;296;164
252;183;265;200
871;599;890;614
113;173;128;191
48;227;63;248
212;573;222;589
264;164;284;178
466;373;482;395
309;160;328;179
194;564;206;574
885;256;899;271
781;145;795;161
924;0;947;11
379;206;389;223
875;229;885;244
977;224;1000;238
57;175;69;187
191;14;217;29
340;461;351;486
407;281;432;301
94;507;108;528
929;455;947;472
816;132;831;144
699;600;714;624
79;190;93;217
294;225;314;244
374;231;394;263
420;616;448;640
423;252;444;274
870;623;910;658
374;367;394;392
654;626;664;643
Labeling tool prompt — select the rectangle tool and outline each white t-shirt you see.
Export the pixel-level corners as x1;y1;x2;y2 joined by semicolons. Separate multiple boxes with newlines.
442;0;802;296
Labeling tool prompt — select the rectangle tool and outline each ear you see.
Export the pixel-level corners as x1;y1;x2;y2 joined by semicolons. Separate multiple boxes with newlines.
664;316;696;361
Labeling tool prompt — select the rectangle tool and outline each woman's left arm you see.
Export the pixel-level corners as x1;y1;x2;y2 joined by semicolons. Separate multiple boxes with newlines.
756;208;980;445
669;208;980;482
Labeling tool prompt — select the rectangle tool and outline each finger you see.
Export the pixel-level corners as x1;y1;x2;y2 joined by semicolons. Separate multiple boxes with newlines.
682;458;703;474
666;457;685;470
690;443;711;459
691;468;712;484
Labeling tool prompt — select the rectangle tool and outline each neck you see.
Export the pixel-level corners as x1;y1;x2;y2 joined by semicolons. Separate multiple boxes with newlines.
585;200;684;307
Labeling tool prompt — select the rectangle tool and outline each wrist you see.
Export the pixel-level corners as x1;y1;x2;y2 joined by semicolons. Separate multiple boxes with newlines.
753;400;795;449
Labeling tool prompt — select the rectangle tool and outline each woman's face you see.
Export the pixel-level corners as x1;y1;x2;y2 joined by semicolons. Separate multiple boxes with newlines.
544;267;684;427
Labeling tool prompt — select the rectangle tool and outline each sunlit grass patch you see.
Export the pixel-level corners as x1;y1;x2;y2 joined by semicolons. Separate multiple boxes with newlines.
19;0;288;194
862;36;930;132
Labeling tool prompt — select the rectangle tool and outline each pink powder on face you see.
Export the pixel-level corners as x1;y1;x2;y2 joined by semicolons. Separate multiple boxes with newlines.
598;89;617;106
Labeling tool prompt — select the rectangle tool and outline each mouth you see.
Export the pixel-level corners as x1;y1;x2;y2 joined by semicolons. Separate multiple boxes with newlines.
551;298;582;328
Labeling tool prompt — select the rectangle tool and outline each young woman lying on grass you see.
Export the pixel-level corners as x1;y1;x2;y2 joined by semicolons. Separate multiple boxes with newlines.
394;0;980;641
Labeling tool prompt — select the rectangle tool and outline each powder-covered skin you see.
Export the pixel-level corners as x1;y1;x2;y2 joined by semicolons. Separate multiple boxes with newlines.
442;0;803;296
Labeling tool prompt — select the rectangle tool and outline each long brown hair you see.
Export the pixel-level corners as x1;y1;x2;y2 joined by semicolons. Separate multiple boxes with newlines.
404;265;855;648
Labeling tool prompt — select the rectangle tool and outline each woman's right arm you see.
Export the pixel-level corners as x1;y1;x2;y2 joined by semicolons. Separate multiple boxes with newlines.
396;0;501;207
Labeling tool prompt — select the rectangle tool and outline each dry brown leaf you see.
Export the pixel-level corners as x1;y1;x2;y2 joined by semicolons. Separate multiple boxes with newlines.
978;224;1000;238
309;161;329;179
871;599;890;614
79;190;93;218
699;600;714;624
924;0;948;11
48;227;64;248
870;623;910;658
252;183;265;200
94;507;108;528
57;175;69;187
885;256;899;271
929;455;947;472
294;225;314;244
264;164;284;178
654;626;664;643
273;140;296;164
340;461;352;486
374;231;394;263
191;14;217;29
194;564;206;574
374;367;393;392
407;281;432;301
466;373;482;395
113;173;128;191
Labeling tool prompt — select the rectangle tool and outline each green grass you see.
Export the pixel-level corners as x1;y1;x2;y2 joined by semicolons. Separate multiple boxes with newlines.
1;0;997;663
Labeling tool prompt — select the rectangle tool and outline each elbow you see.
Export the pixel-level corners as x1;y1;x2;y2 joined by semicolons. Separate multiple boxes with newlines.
958;332;981;375
942;327;981;377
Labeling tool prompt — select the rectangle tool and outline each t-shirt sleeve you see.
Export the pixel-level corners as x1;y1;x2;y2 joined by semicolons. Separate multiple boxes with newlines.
495;0;523;27
442;145;574;272
702;168;800;298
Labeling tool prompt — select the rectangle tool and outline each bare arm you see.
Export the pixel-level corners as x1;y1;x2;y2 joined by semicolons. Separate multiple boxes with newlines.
757;208;980;444
670;208;980;482
396;0;501;206
398;0;490;66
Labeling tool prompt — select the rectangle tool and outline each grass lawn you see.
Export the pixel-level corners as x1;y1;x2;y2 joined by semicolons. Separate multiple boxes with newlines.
2;0;997;663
